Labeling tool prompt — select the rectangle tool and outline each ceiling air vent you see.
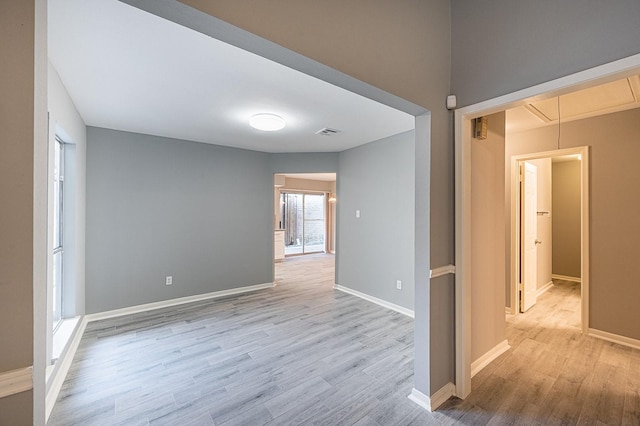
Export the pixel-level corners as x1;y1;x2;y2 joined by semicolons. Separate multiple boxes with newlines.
315;127;341;136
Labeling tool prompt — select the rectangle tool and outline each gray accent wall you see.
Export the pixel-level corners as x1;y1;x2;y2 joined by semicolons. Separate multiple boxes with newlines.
451;0;640;106
269;152;338;174
337;131;415;310
86;127;273;313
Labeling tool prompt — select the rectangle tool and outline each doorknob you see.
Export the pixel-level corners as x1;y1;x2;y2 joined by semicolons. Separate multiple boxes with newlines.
535;239;542;245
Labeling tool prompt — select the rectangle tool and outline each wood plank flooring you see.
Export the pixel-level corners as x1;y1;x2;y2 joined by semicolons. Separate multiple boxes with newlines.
49;254;433;425
439;279;640;425
49;260;640;425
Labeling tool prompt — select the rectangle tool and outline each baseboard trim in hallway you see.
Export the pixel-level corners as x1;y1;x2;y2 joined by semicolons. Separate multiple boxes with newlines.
470;339;510;378
536;281;554;297
334;284;414;318
551;274;581;283
408;382;456;412
589;328;640;351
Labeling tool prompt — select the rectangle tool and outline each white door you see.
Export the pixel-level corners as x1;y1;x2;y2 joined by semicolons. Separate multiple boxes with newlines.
521;161;538;312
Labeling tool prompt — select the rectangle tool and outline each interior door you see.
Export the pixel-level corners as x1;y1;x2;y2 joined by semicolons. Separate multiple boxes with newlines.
521;161;538;312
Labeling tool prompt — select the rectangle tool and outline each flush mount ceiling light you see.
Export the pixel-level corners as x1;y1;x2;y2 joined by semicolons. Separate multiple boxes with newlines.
249;113;286;131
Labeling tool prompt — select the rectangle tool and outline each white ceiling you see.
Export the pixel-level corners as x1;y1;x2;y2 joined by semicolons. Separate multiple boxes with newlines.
48;0;414;153
507;75;640;133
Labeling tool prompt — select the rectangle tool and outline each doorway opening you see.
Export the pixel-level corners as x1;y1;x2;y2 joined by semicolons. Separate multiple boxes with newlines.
511;149;587;332
455;55;640;400
273;173;337;261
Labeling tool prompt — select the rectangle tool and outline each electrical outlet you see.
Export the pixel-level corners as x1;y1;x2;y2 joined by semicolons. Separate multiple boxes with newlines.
396;280;402;290
356;210;361;218
166;276;173;286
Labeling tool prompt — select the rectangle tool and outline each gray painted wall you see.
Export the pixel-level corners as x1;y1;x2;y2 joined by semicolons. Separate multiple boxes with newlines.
451;0;640;106
337;131;415;310
552;161;581;279
86;127;273;313
269;152;338;174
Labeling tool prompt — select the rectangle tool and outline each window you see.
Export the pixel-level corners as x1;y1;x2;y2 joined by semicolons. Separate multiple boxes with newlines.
52;137;64;329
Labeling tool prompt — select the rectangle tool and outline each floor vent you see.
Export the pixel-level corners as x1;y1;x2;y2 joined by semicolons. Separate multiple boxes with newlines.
315;127;341;136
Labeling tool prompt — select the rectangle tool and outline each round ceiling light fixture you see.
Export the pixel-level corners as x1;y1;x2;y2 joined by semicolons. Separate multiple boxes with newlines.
249;113;286;131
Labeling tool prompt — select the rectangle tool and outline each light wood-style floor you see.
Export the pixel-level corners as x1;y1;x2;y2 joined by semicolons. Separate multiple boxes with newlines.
49;254;428;425
440;279;640;425
49;258;640;425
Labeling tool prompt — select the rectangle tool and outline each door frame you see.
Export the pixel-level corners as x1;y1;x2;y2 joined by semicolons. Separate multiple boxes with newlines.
518;160;540;313
454;53;640;400
509;148;589;321
279;190;327;256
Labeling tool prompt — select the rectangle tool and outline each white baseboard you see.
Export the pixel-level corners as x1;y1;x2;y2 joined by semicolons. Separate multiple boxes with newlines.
430;382;456;410
408;382;455;412
334;284;414;318
471;339;510;378
408;388;432;411
589;328;640;351
86;282;275;322
552;274;581;283
537;281;554;297
0;366;33;399
46;317;87;422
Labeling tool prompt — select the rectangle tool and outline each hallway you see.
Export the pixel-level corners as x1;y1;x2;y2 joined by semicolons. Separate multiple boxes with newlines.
443;280;640;424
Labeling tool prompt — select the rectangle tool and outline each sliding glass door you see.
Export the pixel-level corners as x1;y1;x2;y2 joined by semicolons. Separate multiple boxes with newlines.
281;192;325;255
